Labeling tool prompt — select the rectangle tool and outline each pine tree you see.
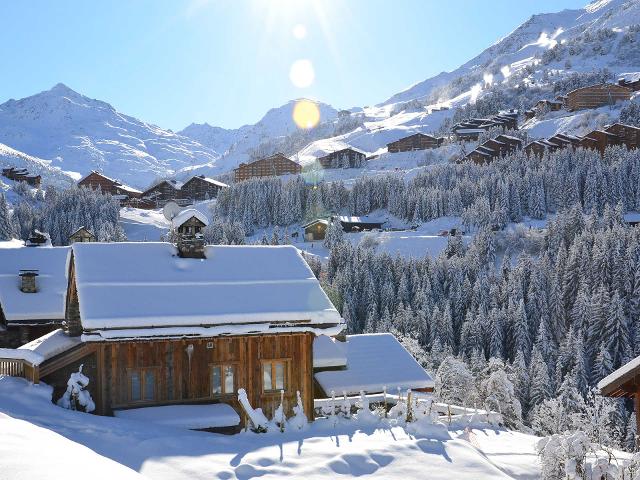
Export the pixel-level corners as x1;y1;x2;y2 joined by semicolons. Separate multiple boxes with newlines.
0;192;14;240
529;346;552;408
607;291;631;369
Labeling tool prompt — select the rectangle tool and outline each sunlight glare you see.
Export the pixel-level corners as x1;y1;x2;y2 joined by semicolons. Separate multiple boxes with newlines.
293;24;307;39
289;59;315;88
293;99;320;129
470;83;482;103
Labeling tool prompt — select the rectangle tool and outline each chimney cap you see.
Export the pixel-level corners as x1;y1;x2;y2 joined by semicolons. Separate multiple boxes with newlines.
19;269;39;277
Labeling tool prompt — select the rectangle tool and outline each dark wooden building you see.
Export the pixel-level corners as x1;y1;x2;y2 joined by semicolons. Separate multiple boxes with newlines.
464;134;523;164
2;167;42;187
619;75;640;92
337;216;385;232
317;148;365;168
599;356;640;443
565;83;632;111
140;180;182;208
303;219;329;241
453;111;519;140
77;171;142;204
386;133;444;153
180;175;228;202
578;129;622;155
69;227;96;244
605;123;640;150
234;153;302;182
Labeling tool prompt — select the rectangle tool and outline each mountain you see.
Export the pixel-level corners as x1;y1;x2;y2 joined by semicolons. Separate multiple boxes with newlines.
0;83;220;189
382;0;640;106
0;142;75;188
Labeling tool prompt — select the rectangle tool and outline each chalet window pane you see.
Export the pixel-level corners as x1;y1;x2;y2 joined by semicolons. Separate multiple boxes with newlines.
211;366;222;395
275;362;285;390
144;371;155;400
263;363;272;391
131;371;141;401
224;365;234;394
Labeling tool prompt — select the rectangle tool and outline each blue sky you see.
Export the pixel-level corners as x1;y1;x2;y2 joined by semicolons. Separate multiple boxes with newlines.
0;0;587;130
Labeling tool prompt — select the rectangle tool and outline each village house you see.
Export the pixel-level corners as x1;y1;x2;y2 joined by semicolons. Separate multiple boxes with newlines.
303;219;329;241
234;153;302;182
599;356;640;441
524;133;581;157
605;123;640;150
69;227;96;244
140;180;183;208
453;111;519;140
386;133;444;153
0;245;71;348
564;83;632;111
463;134;523;164
179;175;228;202
618;73;640;92
2;167;42;188
77;171;142;205
577;129;622;154
317;147;366;168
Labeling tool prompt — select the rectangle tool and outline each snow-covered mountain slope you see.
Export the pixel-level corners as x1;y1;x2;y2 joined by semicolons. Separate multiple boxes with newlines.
0;142;75;187
0;84;220;190
383;0;640;106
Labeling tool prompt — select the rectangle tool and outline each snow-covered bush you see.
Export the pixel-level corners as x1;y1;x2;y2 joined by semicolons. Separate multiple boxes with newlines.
354;391;381;425
238;388;269;432
56;364;95;413
435;356;477;407
288;391;308;431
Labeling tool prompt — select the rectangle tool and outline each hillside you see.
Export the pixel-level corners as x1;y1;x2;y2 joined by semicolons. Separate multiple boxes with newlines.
0;84;220;190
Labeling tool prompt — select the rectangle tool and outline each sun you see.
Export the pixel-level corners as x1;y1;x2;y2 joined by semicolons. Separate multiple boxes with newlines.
292;99;320;129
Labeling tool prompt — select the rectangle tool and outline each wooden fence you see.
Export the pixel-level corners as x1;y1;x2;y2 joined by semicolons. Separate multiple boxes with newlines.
0;358;39;384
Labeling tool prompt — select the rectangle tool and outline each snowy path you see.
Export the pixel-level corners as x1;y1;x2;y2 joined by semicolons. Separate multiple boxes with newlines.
0;377;541;479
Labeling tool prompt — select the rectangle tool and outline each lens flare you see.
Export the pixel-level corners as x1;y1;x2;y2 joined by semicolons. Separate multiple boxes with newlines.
293;99;320;129
293;24;307;39
289;59;315;88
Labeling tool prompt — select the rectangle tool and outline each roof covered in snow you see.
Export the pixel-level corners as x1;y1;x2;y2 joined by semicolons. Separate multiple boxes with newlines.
598;354;640;397
71;243;344;340
18;329;82;363
171;209;209;228
314;333;434;395
313;335;347;368
0;246;71;323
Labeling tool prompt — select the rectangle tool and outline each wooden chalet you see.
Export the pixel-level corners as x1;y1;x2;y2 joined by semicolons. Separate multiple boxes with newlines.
534;99;563;113
386;133;444;153
0;245;71;348
337;216;385;232
69;227;96;244
317;148;366;168
618;73;640;92
605;123;640;150
578;129;623;155
180;175;228;202
234;153;302;182
453;111;519;140
564;83;632;112
2;167;42;187
303;219;329;241
140;180;183;208
464;134;523;164
172;209;208;237
77;171;142;204
0;241;345;429
599;356;640;441
524;133;581;157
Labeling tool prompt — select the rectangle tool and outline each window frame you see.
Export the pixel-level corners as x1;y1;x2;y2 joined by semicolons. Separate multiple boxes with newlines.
209;362;238;397
126;367;159;404
261;359;290;394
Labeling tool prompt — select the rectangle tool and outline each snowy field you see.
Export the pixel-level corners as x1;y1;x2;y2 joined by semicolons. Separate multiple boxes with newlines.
0;377;542;480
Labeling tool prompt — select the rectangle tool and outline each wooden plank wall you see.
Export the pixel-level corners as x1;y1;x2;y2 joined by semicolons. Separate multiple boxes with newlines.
100;333;314;423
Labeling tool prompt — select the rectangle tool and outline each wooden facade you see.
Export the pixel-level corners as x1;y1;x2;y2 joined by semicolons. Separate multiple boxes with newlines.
605;123;640;150
386;133;444;153
599;359;640;445
180;176;227;202
565;83;631;111
140;180;181;207
464;135;523;164
1;167;41;187
38;333;315;424
77;172;142;203
317;148;365;168
234;154;302;182
578;129;622;155
69;227;96;244
619;77;640;92
303;219;328;241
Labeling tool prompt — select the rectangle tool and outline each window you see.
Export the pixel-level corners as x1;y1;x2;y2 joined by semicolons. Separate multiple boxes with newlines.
262;360;287;392
210;364;235;396
128;368;157;403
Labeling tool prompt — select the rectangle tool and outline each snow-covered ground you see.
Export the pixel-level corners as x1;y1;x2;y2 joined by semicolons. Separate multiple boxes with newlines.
120;207;171;241
0;376;542;479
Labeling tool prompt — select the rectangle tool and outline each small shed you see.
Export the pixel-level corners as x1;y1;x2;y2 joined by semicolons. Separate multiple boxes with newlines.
69;227;96;244
337;216;385;232
171;209;209;235
303;219;329;241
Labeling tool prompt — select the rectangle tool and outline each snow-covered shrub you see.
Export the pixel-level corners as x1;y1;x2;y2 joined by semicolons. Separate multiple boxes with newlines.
238;388;269;432
537;431;591;480
354;391;381;425
271;391;286;433
56;364;95;413
358;233;379;250
435;356;477;407
339;392;352;419
480;362;522;430
288;391;308;431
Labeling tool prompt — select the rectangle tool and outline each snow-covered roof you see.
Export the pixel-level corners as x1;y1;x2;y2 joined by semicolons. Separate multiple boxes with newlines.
114;404;240;429
619;72;640;83
454;128;486;134
337;216;385;224
71;243;344;340
0;246;70;323
313;335;347;368
314;333;434;395
598;355;640;396
171;208;209;228
17;329;82;363
302;219;329;229
624;212;640;223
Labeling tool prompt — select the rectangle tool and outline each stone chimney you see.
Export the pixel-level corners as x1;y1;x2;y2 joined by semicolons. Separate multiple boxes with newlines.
19;270;39;293
177;233;206;259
